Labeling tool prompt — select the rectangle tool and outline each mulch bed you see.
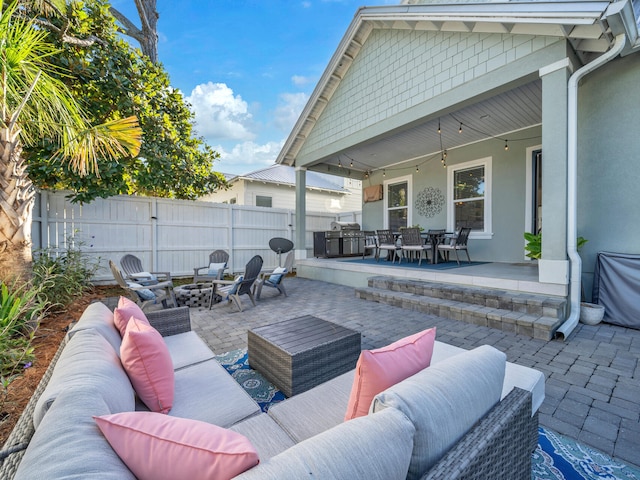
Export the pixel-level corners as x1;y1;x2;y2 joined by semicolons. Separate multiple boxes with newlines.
0;285;121;447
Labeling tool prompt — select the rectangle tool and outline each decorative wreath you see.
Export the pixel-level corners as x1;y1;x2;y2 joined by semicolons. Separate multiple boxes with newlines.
415;187;444;218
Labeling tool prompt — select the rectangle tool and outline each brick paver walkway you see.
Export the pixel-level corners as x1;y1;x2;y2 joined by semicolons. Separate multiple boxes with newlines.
189;276;640;469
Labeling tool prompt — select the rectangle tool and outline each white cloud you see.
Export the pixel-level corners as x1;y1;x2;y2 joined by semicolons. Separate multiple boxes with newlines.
213;140;285;175
291;75;312;87
186;82;255;141
273;92;308;132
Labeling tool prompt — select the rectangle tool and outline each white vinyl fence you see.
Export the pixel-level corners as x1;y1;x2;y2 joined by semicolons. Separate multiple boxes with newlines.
32;191;361;282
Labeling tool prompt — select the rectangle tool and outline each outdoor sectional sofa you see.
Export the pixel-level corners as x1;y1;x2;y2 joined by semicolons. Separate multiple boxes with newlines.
3;301;545;479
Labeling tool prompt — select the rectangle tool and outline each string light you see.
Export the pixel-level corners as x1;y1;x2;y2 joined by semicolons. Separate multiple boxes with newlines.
504;140;509;151
415;165;419;173
350;159;353;168
383;169;386;177
458;122;463;134
443;150;447;158
338;159;342;168
437;119;441;134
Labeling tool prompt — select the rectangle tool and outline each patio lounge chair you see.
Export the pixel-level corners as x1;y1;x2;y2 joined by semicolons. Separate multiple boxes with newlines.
253;251;294;300
376;229;401;263
209;255;263;311
437;227;472;265
193;250;229;284
109;260;177;311
119;254;172;286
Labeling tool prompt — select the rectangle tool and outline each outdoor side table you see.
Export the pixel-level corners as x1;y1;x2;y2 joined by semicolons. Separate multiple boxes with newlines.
247;316;361;397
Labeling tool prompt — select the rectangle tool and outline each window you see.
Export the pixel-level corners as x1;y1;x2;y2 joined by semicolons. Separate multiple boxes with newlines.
384;175;412;231
447;158;492;238
256;195;272;208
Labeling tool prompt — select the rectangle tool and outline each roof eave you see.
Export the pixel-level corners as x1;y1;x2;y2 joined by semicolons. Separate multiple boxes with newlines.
276;1;623;168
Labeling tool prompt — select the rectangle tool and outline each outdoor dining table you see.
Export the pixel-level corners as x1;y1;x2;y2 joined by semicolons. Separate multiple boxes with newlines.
421;231;454;264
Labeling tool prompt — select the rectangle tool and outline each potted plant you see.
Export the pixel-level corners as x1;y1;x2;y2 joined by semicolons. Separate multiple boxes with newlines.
525;232;604;324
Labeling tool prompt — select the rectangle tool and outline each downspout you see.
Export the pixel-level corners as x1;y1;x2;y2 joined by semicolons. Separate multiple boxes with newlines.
555;33;626;340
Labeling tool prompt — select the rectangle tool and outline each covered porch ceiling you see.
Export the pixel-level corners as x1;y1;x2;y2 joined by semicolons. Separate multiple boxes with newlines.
309;80;542;177
278;1;639;178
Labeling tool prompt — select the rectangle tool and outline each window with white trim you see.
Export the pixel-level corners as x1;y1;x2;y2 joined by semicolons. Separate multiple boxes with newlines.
256;195;272;208
384;175;412;231
447;158;492;238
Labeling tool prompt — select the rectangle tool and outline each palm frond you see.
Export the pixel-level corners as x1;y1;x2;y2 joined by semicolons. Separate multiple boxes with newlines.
55;116;142;176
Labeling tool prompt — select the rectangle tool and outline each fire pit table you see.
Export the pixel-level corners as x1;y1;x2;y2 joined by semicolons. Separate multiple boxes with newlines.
173;283;213;308
248;315;361;397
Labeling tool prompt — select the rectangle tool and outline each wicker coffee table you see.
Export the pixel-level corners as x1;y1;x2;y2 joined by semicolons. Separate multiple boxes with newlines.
247;316;361;397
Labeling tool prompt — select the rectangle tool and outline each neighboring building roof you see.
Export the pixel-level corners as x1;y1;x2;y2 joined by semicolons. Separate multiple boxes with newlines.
229;164;350;193
276;0;639;168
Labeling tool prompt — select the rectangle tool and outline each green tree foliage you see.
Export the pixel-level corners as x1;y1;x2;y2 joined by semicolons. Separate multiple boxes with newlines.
27;0;226;203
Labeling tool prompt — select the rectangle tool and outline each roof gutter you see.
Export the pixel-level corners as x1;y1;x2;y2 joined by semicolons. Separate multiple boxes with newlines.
554;32;626;340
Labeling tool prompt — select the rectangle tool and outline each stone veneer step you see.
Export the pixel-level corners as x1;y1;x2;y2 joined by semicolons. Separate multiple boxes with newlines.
356;277;568;341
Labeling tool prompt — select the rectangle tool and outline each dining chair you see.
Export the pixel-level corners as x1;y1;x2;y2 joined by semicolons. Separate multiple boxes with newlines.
362;231;378;260
399;227;426;265
437;227;472;265
376;229;400;263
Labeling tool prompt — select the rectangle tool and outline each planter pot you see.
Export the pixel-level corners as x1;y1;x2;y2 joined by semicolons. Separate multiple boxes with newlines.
580;302;605;325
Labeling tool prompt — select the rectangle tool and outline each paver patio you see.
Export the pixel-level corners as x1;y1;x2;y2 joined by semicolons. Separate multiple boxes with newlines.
189;276;640;469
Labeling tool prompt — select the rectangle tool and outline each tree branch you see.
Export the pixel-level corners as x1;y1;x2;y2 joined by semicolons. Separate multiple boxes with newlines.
29;17;106;47
109;6;143;43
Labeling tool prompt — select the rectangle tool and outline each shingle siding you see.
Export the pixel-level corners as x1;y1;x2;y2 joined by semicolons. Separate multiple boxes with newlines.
299;28;558;158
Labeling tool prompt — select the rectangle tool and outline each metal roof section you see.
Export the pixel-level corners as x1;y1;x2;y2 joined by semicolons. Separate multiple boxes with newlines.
276;0;638;169
231;164;349;193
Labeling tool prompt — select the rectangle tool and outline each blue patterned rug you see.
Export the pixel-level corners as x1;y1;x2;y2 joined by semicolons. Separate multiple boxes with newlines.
533;427;640;479
215;349;639;478
214;349;286;412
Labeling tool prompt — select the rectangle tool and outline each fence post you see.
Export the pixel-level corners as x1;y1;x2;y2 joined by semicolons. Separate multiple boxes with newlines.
151;198;158;270
38;191;48;251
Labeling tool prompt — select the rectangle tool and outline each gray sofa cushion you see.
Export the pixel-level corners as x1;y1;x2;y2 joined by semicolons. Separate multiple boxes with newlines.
230;413;296;460
372;344;506;480
33;329;135;429
163;331;216;370
267;370;354;442
432;340;545;414
15;386;136;480
162;359;260;426
234;407;415;480
67;301;122;353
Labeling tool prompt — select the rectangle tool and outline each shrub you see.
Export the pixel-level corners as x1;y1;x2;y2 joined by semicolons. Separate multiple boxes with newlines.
32;235;101;311
1;235;99;391
0;281;47;389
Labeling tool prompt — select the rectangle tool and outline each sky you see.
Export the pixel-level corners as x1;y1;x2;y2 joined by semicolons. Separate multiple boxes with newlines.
110;0;396;175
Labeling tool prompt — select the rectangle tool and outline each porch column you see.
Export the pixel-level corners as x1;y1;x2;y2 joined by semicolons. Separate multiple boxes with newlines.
538;59;572;284
295;166;307;260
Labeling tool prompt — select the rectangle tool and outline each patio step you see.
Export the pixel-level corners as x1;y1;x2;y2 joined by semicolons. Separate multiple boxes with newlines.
355;276;567;340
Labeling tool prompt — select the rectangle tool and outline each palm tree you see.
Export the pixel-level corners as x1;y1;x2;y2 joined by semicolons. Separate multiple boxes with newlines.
0;0;141;283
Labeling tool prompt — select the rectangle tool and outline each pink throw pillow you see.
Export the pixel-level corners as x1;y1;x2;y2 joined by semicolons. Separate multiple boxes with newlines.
114;296;149;337
344;327;436;420
120;317;174;413
95;412;259;480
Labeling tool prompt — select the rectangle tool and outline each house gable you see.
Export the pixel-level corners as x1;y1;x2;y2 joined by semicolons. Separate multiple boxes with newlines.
298;27;562;164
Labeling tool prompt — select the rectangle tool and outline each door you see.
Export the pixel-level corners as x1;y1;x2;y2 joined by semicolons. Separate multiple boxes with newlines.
531;150;542;233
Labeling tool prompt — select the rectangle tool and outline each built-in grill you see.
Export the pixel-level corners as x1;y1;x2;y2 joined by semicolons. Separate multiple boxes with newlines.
314;222;364;257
